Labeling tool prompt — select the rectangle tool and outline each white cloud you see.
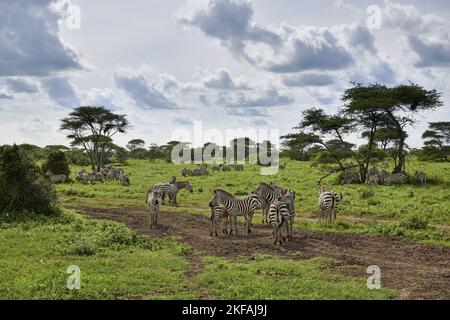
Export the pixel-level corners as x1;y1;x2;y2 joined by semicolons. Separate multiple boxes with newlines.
283;73;334;87
41;77;79;108
0;0;84;77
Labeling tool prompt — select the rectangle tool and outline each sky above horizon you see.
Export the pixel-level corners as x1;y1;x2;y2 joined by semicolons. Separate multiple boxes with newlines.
0;0;449;149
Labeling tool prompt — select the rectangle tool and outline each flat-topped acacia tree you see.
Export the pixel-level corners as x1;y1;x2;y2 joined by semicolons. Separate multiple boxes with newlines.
342;83;443;173
60;106;128;172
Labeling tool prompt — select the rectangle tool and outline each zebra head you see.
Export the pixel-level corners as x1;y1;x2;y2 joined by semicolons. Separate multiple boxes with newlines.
185;181;193;193
334;191;343;202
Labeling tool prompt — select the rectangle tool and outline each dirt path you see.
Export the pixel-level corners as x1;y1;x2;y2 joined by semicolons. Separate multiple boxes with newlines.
67;205;450;300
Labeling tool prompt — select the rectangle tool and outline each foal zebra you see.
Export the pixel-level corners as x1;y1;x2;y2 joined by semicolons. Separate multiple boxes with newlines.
253;182;279;223
209;204;229;236
318;186;343;223
209;189;263;235
150;181;193;206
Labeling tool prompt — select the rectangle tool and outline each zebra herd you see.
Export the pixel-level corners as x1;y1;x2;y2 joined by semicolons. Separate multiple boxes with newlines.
341;167;428;185
181;164;244;177
144;177;343;246
75;167;130;186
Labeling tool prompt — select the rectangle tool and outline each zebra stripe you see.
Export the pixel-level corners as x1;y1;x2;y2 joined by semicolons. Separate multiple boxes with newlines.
253;182;279;224
318;190;343;223
209;189;263;235
385;172;409;184
149;181;193;206
146;190;161;229
278;191;296;240
210;204;229;236
268;200;288;245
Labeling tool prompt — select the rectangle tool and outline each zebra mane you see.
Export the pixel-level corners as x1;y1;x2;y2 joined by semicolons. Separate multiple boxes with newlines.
214;188;235;198
259;182;272;188
175;181;190;186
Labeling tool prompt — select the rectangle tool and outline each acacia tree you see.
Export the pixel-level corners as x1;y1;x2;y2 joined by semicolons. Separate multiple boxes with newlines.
422;122;450;161
343;83;442;173
60;106;128;172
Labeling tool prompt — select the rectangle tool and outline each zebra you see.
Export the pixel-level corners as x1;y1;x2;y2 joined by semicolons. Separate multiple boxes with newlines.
279;191;296;240
268;200;288;245
253;182;279;224
414;171;427;184
150;181;193;206
233;164;244;171
269;182;287;196
192;166;210;176
385;171;409;184
209;204;229;237
181;168;192;177
146;190;162;229
169;176;177;184
221;165;232;172
212;165;222;172
367;173;380;185
119;173;130;186
341;171;360;184
45;170;67;183
209;189;263;235
318;186;343;223
378;170;389;183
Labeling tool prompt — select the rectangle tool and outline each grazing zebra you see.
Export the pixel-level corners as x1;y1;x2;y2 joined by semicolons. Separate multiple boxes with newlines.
378;170;389;183
75;171;89;183
181;168;192;177
233;164;244;171
341;171;360;184
45;170;67;183
367;173;380;185
221;165;232;172
146;190;162;229
209;189;263;235
278;162;286;169
119;173;130;186
385;171;409;184
268;200;288;245
318;186;343;223
253;182;279;223
212;165;222;172
150;181;193;206
192;166;210;176
209;204;229;236
414;171;427;184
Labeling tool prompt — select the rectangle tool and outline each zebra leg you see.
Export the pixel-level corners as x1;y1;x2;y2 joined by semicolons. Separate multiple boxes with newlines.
234;216;238;235
161;193;166;205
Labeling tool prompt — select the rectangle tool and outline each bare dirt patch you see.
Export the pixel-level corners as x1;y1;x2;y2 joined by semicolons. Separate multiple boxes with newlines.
67;205;450;300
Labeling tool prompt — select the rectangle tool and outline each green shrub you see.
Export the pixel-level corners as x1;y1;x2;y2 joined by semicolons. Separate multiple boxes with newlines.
0;145;57;215
400;215;429;230
68;238;97;256
42;151;70;177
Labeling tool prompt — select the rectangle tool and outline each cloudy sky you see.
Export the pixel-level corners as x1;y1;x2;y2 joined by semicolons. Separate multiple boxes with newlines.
0;0;449;149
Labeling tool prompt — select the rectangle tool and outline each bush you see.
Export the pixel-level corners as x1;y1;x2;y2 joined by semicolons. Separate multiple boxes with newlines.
400;215;429;230
0;145;58;215
41;151;70;177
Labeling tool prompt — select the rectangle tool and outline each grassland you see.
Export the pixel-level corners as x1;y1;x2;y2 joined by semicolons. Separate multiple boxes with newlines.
1;158;448;299
58;158;450;245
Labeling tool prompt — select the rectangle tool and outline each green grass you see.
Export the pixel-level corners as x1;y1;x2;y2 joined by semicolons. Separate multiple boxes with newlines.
0;210;399;299
58;158;450;244
0;210;193;299
195;255;396;300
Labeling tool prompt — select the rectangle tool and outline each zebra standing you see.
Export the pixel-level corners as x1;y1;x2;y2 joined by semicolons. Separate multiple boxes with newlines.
146;190;162;229
318;185;343;223
150;181;193;206
414;171;427;184
279;191;296;240
209;204;229;236
209;189;263;235
385;171;409;184
253;182;279;223
268;200;288;245
45;170;67;183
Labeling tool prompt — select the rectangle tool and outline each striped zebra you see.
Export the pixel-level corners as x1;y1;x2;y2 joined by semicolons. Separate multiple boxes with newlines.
253;182;279;224
209;204;229;236
318;186;343;223
45;170;67;183
414;171;427;184
269;182;287;196
169;176;177;184
209;189;263;235
150;181;193;206
146;190;162;229
279;191;296;240
268;200;288;245
385;171;409;184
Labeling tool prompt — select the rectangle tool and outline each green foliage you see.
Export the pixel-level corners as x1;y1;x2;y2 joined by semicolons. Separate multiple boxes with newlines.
421;122;450;162
42;151;70;177
0;145;57;215
400;214;429;230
